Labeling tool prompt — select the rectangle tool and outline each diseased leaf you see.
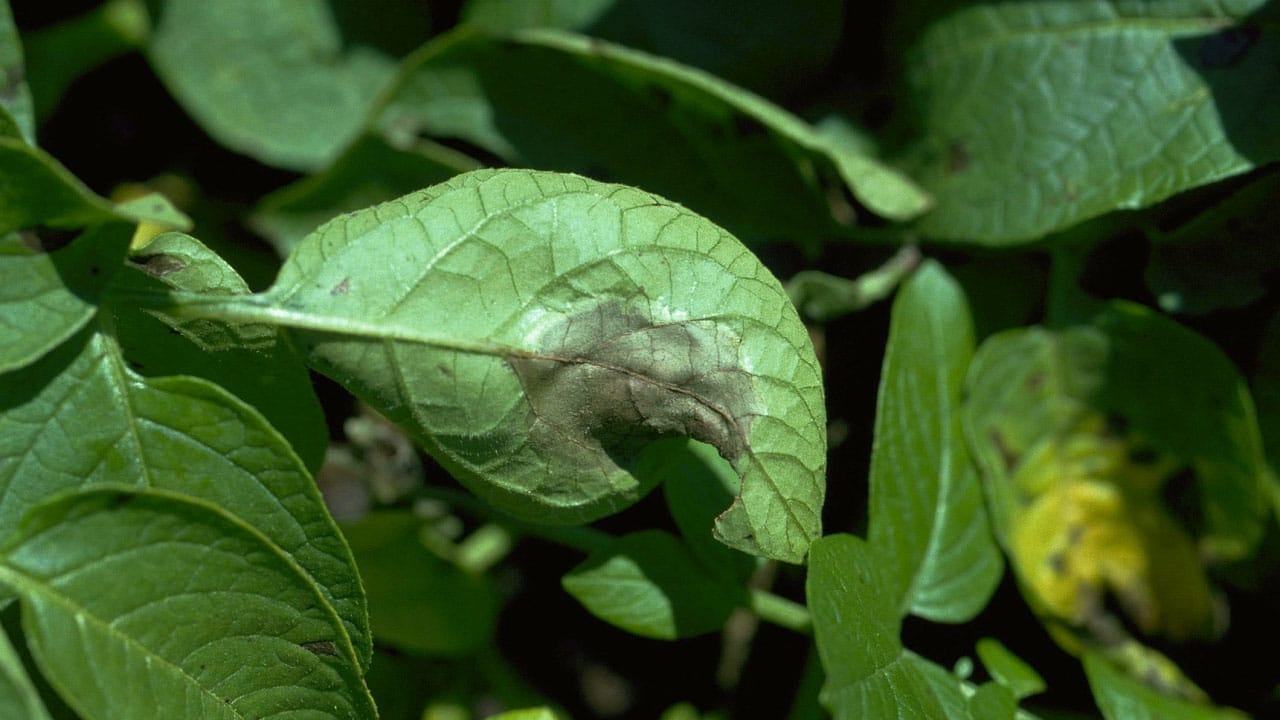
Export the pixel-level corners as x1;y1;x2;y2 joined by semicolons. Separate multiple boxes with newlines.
0;622;52;720
187;169;825;563
0;0;33;143
0;224;129;373
148;0;395;170
869;261;1002;623
562;530;746;639
109;232;328;472
461;0;844;97
909;1;1280;242
1084;651;1245;720
341;511;499;656
0;329;370;670
0;487;377;719
372;28;928;246
808;534;969;719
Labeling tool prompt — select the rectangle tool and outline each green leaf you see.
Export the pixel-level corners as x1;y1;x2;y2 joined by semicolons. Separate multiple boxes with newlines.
0;0;33;143
373;28;928;246
967;683;1018;720
191;169;825;563
0;622;52;720
0;487;377;719
909;1;1280;243
0;224;129;373
808;534;969;719
109;232;328;472
868;261;1003;622
562;530;745;639
976;638;1046;700
148;0;395;170
486;709;560;720
0;329;370;670
1084;651;1245;720
656;439;759;584
341;511;499;656
113;193;192;235
0;139;120;234
461;0;844;98
1093;303;1270;559
251;133;477;256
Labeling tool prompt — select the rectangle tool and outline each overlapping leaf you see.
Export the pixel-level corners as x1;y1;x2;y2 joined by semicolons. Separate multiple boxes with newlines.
909;0;1280;242
0;329;370;669
808;534;976;719
183;169;826;563
868;261;1002;622
109;232;328;471
0;0;33;143
461;0;844;97
0;487;376;719
148;0;395;170
370;28;927;246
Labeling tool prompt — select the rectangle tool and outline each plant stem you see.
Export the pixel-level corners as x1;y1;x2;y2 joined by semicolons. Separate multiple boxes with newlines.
748;588;812;636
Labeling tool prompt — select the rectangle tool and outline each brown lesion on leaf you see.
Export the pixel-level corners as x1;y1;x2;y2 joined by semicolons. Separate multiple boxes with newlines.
299;640;338;657
130;252;187;277
507;300;760;474
330;276;351;296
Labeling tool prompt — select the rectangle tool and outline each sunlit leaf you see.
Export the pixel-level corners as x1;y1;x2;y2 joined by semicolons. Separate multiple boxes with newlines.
174;169;826;562
148;0;395;170
909;1;1280;242
869;261;1002;622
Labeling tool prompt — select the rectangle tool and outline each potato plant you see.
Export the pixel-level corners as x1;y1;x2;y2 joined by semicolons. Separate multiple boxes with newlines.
2;1;1279;718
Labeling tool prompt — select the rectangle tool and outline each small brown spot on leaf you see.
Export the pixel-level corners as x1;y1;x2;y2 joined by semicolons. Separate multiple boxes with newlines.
330;277;351;296
133;253;186;277
300;640;338;657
